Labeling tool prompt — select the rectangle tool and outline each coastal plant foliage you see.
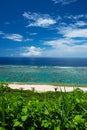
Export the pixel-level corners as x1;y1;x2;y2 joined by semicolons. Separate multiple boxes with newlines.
0;82;87;130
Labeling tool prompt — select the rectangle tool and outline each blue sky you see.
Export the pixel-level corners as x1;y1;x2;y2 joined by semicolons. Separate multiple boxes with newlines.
0;0;87;57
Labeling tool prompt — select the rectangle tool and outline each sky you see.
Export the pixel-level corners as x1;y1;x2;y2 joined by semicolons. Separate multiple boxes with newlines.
0;0;87;57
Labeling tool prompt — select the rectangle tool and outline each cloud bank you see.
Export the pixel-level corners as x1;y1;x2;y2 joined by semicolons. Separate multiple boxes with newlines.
43;14;87;57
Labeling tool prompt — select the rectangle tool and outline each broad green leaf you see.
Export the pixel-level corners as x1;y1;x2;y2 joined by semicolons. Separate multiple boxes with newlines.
73;115;85;124
21;115;28;121
76;98;80;103
44;109;49;115
13;120;21;127
22;107;28;114
54;126;60;130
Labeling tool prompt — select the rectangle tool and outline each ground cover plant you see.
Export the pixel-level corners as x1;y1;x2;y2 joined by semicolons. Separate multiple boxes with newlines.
0;82;87;130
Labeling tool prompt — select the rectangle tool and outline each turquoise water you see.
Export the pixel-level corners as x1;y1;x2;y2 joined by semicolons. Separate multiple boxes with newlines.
0;65;87;85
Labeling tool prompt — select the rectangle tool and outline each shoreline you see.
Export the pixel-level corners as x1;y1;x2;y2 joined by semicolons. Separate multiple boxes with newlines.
8;82;87;87
9;83;87;92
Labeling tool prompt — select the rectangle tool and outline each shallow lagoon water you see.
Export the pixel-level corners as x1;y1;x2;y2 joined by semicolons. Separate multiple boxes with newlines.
0;65;87;85
0;57;87;85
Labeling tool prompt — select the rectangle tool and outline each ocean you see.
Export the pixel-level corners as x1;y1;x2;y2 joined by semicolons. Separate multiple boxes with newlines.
0;57;87;86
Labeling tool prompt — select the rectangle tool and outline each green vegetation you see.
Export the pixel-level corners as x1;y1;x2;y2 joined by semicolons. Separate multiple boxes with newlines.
0;82;87;130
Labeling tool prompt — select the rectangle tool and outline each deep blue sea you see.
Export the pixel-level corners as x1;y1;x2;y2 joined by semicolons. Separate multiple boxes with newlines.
0;57;87;85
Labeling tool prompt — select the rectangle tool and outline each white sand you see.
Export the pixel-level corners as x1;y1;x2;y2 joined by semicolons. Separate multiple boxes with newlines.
9;83;87;92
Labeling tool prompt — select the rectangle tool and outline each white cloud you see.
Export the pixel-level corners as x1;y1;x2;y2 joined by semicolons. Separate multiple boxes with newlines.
66;28;87;38
44;39;87;57
60;14;87;28
3;34;23;42
43;13;87;57
23;12;56;28
0;31;23;42
24;38;32;42
59;27;87;38
29;18;56;27
52;0;77;5
65;14;87;20
0;31;32;42
29;33;37;36
45;38;74;47
45;37;87;48
75;21;87;27
45;45;87;57
57;14;87;38
20;46;43;57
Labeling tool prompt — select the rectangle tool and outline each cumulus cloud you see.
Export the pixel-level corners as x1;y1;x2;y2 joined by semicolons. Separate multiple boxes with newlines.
44;12;87;57
20;46;43;57
59;27;87;38
3;34;23;42
52;0;77;5
75;21;87;27
44;13;87;57
22;12;87;57
45;38;78;47
0;31;23;42
23;12;56;28
45;45;87;57
60;14;87;28
0;31;32;42
44;38;87;57
57;14;87;38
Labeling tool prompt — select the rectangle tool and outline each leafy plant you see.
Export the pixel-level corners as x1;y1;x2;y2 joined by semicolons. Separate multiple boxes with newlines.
0;82;87;130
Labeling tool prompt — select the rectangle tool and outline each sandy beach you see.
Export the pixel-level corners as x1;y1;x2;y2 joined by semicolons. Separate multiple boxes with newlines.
9;83;87;92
